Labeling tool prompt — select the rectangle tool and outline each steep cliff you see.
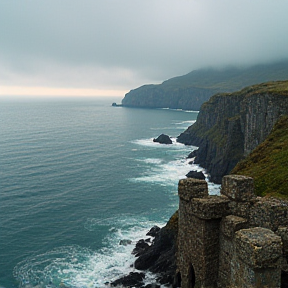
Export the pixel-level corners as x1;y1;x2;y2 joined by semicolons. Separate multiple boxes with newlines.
232;115;288;199
122;61;288;110
177;80;288;183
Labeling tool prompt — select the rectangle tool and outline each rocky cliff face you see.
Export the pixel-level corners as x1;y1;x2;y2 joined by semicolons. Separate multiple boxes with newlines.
177;80;288;183
122;62;288;110
122;85;216;110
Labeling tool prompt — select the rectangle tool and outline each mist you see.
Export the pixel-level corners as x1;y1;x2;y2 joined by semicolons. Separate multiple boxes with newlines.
1;0;288;93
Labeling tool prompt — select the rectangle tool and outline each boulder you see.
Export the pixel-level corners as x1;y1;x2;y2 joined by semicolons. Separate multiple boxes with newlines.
110;272;145;287
187;149;198;159
153;134;172;144
186;170;205;180
146;226;160;237
132;239;150;257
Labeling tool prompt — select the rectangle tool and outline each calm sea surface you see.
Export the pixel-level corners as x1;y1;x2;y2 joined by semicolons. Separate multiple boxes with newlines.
0;97;218;288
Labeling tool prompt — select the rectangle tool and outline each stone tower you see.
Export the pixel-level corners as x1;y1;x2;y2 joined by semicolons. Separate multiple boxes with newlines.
176;175;288;288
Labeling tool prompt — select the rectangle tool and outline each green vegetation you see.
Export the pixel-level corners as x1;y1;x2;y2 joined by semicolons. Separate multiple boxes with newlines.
122;61;288;110
232;115;288;199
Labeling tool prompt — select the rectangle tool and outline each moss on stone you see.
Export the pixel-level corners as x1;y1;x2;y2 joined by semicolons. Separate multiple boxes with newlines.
232;115;288;199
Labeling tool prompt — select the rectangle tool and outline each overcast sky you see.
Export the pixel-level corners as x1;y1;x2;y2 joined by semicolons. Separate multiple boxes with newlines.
1;0;288;96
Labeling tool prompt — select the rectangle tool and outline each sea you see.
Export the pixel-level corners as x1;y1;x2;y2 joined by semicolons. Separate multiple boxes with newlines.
0;97;220;288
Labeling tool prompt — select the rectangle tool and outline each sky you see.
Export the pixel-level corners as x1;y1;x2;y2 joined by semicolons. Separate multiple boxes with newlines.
0;0;288;98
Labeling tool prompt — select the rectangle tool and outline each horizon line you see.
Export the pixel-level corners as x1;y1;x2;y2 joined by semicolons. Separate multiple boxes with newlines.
0;86;128;98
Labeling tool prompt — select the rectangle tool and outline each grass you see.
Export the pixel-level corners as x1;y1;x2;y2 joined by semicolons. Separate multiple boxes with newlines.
232;115;288;199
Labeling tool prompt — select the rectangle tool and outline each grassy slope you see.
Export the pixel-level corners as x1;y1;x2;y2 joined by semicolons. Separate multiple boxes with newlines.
232;115;288;199
161;61;288;91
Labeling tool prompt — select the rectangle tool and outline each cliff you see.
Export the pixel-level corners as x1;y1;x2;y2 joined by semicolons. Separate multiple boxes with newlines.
232;115;288;199
177;80;288;183
122;61;288;110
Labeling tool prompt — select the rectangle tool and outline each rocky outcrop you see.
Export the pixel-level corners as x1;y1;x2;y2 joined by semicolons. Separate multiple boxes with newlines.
186;170;205;180
153;134;172;144
111;211;178;287
122;61;288;110
177;80;288;183
122;84;217;111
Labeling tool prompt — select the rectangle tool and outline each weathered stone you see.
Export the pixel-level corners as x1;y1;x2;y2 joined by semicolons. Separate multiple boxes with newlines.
235;227;283;268
249;197;288;231
188;196;230;219
221;215;248;239
228;199;254;218
178;178;208;202
276;226;288;255
176;176;287;288
221;175;255;202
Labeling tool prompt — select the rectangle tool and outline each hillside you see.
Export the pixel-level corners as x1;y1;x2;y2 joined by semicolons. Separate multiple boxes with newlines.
177;80;288;183
122;61;288;110
232;115;288;199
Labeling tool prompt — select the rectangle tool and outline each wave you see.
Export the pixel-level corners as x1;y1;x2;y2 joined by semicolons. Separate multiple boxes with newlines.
131;138;195;150
14;216;164;288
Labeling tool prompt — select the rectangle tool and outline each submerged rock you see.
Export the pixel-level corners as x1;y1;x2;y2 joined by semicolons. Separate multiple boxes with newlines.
186;170;205;180
119;239;132;246
153;134;172;144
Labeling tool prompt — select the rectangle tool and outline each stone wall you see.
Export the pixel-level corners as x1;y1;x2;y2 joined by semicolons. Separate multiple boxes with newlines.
176;175;288;288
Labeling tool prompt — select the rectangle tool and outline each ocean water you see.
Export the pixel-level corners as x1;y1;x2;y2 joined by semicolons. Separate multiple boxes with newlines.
0;97;219;288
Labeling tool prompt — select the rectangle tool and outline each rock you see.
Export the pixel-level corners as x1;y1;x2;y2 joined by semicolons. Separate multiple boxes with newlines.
132;239;150;257
112;211;178;288
177;80;288;183
119;239;132;246
146;226;160;237
134;211;178;283
153;134;172;144
110;272;145;287
187;150;198;159
186;170;205;180
144;284;160;288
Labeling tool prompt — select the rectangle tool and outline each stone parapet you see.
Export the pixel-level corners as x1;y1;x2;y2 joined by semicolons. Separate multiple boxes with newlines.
221;175;255;202
221;215;248;239
176;176;287;288
235;227;283;269
249;197;288;231
276;226;288;255
178;178;208;202
188;196;230;219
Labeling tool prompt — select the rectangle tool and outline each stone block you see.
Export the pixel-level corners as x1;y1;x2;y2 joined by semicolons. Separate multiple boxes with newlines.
235;227;282;268
249;197;288;231
276;226;288;255
178;178;208;202
188;195;230;219
221;215;248;239
228;200;253;218
221;175;255;202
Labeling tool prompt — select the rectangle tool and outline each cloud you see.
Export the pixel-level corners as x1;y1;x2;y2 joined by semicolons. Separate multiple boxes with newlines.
0;0;288;94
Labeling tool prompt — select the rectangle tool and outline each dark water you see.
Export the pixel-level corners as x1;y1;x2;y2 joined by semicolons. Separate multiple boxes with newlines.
0;98;219;288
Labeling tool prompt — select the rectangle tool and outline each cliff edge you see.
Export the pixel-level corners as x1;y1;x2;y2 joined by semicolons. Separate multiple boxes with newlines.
177;80;288;183
122;61;288;110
